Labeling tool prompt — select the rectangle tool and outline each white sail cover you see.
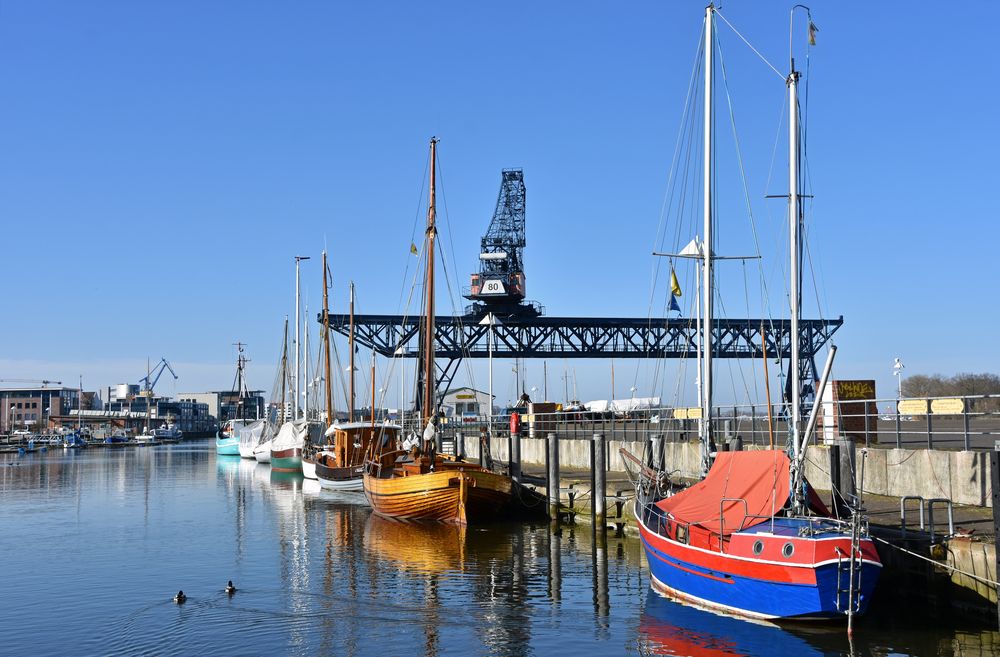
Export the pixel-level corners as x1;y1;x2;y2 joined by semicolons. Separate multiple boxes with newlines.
585;397;661;413
271;419;308;451
238;419;266;450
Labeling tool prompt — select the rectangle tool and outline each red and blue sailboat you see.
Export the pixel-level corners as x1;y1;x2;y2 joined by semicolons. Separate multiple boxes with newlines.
635;4;881;622
636;450;881;620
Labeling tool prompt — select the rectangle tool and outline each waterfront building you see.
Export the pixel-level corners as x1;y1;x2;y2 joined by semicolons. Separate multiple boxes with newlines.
0;387;80;433
437;387;494;418
177;390;265;424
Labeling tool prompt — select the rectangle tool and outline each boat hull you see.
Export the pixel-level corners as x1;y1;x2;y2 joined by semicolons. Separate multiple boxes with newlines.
363;467;513;524
316;462;365;491
301;457;317;480
253;442;272;463
216;435;240;456
271;447;302;473
637;507;882;620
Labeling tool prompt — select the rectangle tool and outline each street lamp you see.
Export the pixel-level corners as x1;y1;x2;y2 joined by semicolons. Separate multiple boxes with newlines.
893;358;905;399
479;313;501;438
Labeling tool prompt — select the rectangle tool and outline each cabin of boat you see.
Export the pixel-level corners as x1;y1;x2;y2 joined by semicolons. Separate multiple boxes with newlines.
314;422;400;488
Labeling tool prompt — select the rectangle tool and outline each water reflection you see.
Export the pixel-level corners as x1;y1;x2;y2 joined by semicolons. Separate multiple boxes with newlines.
639;590;825;656
364;515;469;575
3;446;999;657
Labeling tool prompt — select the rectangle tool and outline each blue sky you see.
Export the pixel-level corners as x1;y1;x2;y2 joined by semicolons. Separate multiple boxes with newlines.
1;2;997;408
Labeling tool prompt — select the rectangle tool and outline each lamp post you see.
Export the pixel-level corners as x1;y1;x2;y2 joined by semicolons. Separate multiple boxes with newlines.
9;404;14;436
893;358;905;399
478;313;501;439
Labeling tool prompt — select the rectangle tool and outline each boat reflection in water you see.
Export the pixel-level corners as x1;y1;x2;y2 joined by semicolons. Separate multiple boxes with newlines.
364;514;469;574
639;589;825;657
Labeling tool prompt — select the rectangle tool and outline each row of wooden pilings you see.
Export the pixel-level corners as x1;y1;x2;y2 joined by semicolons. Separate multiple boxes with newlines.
453;428;671;526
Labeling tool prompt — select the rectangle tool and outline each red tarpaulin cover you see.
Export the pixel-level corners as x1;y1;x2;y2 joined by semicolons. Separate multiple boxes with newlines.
656;450;791;536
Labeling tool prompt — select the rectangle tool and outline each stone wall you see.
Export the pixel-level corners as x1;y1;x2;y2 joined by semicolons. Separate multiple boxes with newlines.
456;432;995;508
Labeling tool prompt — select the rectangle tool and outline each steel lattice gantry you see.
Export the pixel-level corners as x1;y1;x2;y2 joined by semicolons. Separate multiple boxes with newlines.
319;311;842;400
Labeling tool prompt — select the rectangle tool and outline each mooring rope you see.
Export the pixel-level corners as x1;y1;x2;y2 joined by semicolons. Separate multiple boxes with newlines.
872;535;1000;589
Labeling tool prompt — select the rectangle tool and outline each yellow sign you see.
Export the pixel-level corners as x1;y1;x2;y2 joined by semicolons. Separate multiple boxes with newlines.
455;394;476;400
897;399;929;415
674;407;702;419
931;398;965;415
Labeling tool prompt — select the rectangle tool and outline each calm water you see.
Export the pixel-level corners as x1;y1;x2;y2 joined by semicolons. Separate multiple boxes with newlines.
1;442;996;657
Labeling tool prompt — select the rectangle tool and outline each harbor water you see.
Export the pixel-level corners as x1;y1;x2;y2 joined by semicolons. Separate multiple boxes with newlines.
1;442;996;656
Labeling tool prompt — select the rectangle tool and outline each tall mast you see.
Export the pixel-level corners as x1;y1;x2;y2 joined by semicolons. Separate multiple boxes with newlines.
789;59;801;456
349;281;356;422
701;3;715;453
304;306;310;421
280;317;289;422
322;251;334;426
145;357;151;430
293;257;302;420
423;138;438;426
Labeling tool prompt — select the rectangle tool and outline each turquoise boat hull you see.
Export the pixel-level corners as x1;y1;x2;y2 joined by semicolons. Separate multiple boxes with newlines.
216;434;240;456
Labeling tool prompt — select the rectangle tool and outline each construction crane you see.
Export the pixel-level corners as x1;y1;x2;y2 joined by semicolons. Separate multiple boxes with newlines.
139;358;178;397
0;379;63;386
465;169;541;318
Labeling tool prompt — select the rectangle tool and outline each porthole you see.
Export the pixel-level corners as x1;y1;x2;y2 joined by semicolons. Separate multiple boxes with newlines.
752;540;764;555
782;542;795;558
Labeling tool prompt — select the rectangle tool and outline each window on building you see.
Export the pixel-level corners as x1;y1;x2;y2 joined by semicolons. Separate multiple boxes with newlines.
17;403;23;409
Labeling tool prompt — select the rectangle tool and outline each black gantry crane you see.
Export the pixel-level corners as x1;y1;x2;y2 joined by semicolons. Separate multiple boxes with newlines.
320;169;839;406
464;169;541;318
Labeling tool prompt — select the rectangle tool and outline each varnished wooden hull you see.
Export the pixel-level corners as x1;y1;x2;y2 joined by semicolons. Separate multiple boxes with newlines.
363;467;513;524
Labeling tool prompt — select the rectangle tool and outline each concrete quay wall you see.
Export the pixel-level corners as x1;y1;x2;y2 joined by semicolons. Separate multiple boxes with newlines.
459;433;994;508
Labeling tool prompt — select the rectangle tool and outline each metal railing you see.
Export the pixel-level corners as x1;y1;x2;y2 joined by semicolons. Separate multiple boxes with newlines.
409;393;1000;452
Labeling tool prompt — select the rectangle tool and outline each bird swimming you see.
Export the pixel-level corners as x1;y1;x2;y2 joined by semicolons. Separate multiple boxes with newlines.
225;580;237;595
173;590;186;603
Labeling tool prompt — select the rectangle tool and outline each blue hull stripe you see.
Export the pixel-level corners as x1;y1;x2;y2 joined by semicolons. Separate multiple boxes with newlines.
641;536;879;619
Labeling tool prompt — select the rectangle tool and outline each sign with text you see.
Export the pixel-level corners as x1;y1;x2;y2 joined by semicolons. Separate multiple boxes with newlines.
897;399;929;415
931;398;965;415
481;279;506;295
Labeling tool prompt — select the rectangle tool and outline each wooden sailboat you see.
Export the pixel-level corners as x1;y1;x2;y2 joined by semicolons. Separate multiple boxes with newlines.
307;253;403;489
362;139;513;524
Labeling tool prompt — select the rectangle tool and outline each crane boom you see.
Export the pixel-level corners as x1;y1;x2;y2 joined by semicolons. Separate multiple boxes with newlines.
139;358;179;395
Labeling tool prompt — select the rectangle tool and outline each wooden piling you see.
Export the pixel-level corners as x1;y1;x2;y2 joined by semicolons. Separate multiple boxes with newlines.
593;432;606;528
547;432;560;520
